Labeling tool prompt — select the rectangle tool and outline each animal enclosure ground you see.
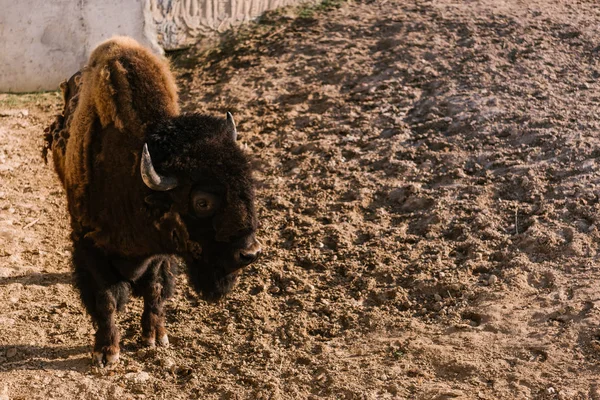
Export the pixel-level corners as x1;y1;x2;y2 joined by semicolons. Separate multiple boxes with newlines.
2;0;600;398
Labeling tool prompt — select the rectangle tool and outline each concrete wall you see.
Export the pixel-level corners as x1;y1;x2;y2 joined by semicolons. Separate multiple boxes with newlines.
0;0;161;92
0;0;305;92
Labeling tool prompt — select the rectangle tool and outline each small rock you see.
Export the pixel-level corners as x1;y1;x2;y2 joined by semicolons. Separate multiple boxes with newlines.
433;294;442;302
546;387;556;395
285;286;296;294
161;357;176;370
439;271;446;279
488;274;498;285
449;283;462;292
6;348;17;358
455;168;467;178
268;286;280;294
433;302;443;311
125;371;150;383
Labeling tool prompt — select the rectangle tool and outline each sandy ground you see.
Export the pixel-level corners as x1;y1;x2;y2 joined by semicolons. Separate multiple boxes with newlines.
2;0;600;398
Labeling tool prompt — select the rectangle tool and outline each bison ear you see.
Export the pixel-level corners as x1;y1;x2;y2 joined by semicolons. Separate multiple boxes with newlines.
226;112;237;141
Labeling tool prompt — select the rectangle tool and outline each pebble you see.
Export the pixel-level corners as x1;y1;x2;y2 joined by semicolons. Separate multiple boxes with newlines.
268;286;280;294
488;274;498;285
455;168;467;178
125;371;150;383
161;357;176;370
6;348;17;358
434;294;442;302
433;302;443;311
285;286;296;294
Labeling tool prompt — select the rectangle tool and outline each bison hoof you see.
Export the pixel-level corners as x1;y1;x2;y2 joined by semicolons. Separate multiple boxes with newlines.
158;334;169;347
142;333;169;347
142;333;169;348
92;348;120;367
142;336;156;348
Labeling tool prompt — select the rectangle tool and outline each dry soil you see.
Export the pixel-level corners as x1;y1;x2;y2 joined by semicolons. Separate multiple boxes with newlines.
2;0;600;398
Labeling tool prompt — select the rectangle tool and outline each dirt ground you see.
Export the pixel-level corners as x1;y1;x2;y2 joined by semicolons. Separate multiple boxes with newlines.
2;0;600;398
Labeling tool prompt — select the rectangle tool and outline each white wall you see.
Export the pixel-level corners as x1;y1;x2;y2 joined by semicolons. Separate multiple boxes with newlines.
0;0;309;93
0;0;161;92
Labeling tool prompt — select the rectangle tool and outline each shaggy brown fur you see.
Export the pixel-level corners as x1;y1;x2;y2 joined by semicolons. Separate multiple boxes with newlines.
44;36;260;367
51;37;179;254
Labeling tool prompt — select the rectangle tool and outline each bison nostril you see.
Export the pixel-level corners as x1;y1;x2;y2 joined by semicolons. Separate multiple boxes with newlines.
238;248;261;265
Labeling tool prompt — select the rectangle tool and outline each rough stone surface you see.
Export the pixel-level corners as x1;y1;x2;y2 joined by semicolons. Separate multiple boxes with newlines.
0;0;162;92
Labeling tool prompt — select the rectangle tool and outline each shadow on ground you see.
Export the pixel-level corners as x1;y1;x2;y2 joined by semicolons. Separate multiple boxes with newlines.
0;344;89;372
0;272;72;287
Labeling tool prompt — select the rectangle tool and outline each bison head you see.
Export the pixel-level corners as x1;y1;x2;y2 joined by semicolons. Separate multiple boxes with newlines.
141;113;261;301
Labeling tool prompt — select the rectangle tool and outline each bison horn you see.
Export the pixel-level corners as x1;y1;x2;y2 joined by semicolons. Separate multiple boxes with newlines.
226;112;237;141
140;143;178;191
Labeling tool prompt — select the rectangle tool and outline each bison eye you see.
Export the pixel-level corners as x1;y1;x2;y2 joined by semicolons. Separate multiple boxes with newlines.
191;190;220;217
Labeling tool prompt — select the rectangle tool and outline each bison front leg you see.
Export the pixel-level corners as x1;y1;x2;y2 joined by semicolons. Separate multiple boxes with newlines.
139;259;175;347
92;290;122;365
73;238;130;367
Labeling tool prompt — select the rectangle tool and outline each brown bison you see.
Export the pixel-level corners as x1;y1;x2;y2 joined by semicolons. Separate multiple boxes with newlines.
43;36;261;366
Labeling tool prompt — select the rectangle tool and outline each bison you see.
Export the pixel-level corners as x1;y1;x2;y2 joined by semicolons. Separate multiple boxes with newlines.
43;36;261;366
